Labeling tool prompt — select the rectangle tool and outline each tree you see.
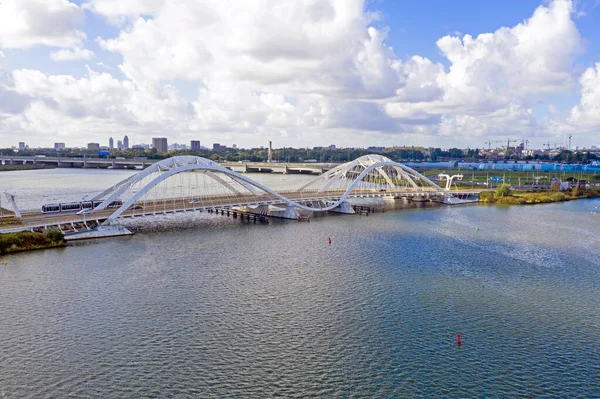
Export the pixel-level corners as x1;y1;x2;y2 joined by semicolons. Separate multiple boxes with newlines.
494;183;512;199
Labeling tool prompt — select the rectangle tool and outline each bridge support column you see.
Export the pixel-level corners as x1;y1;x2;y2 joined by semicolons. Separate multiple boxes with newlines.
281;205;301;219
268;205;302;220
330;201;355;214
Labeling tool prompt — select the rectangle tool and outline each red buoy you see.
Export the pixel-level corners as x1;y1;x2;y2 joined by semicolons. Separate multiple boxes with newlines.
328;237;332;245
457;333;462;345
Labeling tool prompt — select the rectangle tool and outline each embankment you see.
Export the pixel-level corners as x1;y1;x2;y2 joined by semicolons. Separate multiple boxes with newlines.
0;229;65;254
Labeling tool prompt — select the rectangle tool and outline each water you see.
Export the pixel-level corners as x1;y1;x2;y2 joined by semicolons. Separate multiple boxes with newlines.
1;169;599;398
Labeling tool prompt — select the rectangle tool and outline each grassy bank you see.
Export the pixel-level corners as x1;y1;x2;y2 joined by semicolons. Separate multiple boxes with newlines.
0;229;65;255
422;168;600;186
0;164;55;172
480;185;600;205
0;218;22;228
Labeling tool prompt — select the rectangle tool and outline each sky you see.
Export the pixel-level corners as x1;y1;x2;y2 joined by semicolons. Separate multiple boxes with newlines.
0;0;599;150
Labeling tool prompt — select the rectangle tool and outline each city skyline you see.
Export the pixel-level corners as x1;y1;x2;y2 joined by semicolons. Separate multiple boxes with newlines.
1;1;600;149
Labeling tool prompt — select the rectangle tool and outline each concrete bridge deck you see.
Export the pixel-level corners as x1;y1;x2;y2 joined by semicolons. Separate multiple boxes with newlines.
0;156;335;174
3;188;480;233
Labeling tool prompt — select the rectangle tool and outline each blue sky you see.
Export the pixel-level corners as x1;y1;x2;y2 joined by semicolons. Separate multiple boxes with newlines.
0;0;599;149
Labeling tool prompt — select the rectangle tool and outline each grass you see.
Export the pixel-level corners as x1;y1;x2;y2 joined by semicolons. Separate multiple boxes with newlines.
479;187;600;205
0;229;65;255
419;168;600;186
0;217;22;227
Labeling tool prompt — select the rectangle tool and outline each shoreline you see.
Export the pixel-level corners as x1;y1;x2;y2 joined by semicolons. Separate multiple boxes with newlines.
0;165;56;172
0;230;65;255
1;192;598;254
478;187;600;205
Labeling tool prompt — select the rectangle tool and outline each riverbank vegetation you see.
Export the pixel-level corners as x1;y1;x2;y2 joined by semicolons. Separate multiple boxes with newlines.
479;184;600;205
0;229;65;254
0;216;21;227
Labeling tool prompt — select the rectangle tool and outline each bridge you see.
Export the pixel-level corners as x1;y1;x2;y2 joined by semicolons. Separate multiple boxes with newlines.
0;155;334;174
1;155;480;239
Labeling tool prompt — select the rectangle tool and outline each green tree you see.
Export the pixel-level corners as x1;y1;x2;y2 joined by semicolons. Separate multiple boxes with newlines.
494;183;512;199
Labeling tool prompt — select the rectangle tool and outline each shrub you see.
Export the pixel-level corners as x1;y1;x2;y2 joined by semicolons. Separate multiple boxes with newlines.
494;183;512;199
478;191;495;203
45;229;64;243
0;234;21;254
550;192;566;202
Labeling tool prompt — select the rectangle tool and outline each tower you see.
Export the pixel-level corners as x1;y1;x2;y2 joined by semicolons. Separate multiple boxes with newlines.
123;135;129;149
109;137;114;151
268;141;272;163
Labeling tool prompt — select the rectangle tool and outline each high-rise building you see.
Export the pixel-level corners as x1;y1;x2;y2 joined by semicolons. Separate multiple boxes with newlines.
213;143;226;151
54;143;65;150
123;135;129;149
109;137;114;151
117;140;123;149
87;143;100;151
152;137;168;152
190;140;201;151
18;142;25;150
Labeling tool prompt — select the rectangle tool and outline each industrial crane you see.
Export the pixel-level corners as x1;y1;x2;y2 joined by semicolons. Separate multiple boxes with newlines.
505;139;518;150
484;140;504;150
484;139;519;151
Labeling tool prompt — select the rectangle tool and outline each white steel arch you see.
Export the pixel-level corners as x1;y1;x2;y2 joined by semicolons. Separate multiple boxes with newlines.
298;154;445;193
91;155;452;224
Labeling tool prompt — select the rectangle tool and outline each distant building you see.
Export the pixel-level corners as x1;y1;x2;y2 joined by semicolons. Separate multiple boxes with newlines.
54;142;65;150
232;144;237;149
117;140;123;149
87;142;100;151
109;137;114;151
213;143;226;151
328;144;336;150
18;142;25;150
190;140;201;151
123;135;129;149
169;143;188;150
367;146;385;151
152;137;168;152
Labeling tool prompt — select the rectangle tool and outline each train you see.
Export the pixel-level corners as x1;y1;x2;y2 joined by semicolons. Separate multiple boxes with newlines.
41;200;123;214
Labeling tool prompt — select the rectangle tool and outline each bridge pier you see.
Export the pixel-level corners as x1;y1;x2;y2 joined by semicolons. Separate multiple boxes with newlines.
329;201;355;214
269;205;302;220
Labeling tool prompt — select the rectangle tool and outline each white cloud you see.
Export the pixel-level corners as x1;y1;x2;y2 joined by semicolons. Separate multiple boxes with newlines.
50;47;95;62
0;52;31;116
97;0;404;99
557;63;600;134
0;0;85;49
1;0;597;148
437;0;581;105
382;0;582;141
83;0;165;20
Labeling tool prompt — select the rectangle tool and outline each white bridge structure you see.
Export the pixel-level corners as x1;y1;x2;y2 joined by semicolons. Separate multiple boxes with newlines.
437;173;464;190
6;155;479;238
91;154;472;221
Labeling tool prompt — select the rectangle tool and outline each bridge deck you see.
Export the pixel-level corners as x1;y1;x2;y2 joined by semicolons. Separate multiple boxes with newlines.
4;188;479;231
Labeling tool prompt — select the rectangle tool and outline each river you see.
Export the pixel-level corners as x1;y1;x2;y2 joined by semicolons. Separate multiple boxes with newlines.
0;168;599;398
